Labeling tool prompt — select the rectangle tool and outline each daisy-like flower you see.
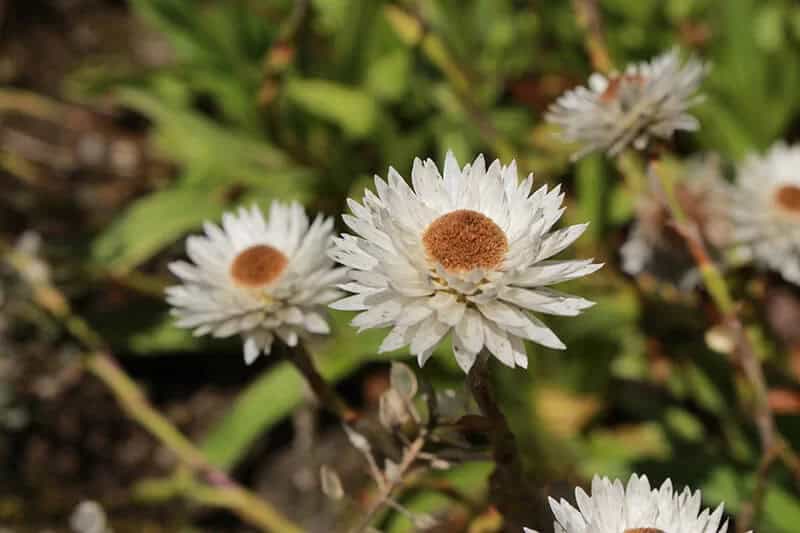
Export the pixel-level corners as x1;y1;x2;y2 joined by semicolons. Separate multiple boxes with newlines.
546;48;708;160
329;151;602;373
524;473;742;533
166;202;345;364
721;142;800;285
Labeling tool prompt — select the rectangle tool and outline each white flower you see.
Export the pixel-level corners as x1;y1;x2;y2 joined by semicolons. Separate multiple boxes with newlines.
546;48;708;160
166;202;345;364
329;152;601;373
721;142;800;285
525;473;741;533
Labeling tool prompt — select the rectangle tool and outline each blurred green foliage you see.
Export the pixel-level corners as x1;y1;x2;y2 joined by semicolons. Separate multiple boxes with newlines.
62;0;800;530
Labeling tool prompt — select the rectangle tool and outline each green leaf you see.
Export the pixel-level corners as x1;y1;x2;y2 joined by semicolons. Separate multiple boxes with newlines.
91;185;226;273
116;89;298;180
285;78;380;138
763;483;800;532
576;154;608;241
365;49;411;102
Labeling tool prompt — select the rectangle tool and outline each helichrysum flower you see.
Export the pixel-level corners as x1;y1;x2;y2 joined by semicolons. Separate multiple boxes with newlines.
720;142;800;285
524;473;740;533
167;202;345;364
546;48;708;160
329;152;601;373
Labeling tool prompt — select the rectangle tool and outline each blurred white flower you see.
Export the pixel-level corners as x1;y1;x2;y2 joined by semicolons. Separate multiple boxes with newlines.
13;231;51;286
526;473;740;533
620;154;727;289
721;142;800;285
70;500;111;533
546;49;708;160
330;151;601;373
167;202;345;364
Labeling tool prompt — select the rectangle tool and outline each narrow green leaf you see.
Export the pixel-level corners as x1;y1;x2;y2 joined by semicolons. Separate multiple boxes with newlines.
285;78;380;138
91;186;225;273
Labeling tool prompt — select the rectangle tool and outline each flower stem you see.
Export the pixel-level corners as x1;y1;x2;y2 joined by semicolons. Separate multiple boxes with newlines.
572;0;614;74
651;157;775;448
650;157;779;531
289;343;359;423
467;351;543;532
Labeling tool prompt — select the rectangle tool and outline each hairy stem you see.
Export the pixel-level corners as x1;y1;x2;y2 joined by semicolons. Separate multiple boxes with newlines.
289;343;359;423
467;351;542;532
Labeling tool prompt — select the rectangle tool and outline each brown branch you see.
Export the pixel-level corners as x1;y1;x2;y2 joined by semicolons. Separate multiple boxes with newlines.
351;434;426;533
572;0;614;74
467;352;545;532
288;343;359;423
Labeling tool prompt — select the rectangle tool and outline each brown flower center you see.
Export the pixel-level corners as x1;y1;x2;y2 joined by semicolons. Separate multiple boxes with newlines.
230;244;288;288
422;209;508;272
774;185;800;216
624;529;665;533
600;74;646;104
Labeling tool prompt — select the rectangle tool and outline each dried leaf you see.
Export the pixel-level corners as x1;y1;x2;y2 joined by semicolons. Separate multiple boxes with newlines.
342;424;371;453
320;465;344;500
390;361;418;399
379;388;410;429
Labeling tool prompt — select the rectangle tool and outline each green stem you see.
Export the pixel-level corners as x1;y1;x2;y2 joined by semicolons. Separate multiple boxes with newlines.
2;241;303;533
85;351;303;533
651;158;775;449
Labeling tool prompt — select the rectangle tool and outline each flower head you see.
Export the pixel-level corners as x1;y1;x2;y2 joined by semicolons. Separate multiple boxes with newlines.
546;49;708;160
167;202;345;364
329;152;601;373
721;142;800;285
526;474;739;533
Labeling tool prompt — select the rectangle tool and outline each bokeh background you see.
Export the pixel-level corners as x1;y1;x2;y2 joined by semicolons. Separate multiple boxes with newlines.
2;0;800;531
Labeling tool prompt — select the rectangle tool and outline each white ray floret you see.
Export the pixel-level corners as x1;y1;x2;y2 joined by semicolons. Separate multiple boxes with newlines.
330;151;602;373
719;142;800;285
524;473;744;533
166;202;345;364
546;48;709;160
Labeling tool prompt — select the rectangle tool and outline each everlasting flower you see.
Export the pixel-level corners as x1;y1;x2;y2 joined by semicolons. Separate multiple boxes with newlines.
330;152;601;373
524;473;741;533
546;48;708;160
721;142;800;285
167;202;345;364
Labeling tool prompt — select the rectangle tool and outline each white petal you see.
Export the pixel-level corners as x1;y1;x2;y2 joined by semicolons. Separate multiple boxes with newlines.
483;320;514;367
455;308;484;354
410;319;450;355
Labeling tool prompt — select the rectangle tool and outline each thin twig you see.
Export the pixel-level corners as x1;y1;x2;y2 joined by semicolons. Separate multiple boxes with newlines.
2;241;303;533
737;442;783;533
651;158;775;450
649;157;778;531
351;434;426;533
572;0;614;74
289;343;359;423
